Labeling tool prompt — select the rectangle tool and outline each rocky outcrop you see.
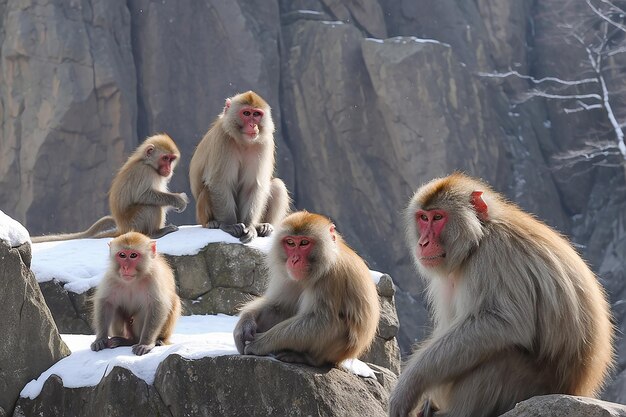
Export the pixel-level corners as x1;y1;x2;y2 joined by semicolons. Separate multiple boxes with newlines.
0;0;137;233
2;0;626;402
14;355;396;417
0;240;70;416
501;394;626;417
38;241;401;374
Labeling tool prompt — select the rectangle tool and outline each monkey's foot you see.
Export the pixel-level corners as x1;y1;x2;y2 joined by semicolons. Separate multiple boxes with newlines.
240;225;258;244
206;220;221;229
132;343;155;355
256;223;274;237
107;336;134;348
91;338;109;352
219;223;245;237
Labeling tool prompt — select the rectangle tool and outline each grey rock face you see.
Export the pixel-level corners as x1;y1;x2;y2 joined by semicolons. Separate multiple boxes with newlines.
14;355;395;417
0;241;70;416
500;394;626;417
0;0;137;233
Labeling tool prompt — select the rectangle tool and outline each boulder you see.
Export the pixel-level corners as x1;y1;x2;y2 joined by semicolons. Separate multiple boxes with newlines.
0;240;70;416
14;355;396;417
501;394;626;417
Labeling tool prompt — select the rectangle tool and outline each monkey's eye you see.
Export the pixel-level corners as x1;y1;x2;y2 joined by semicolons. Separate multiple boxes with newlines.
253;111;261;117
118;252;126;259
130;253;138;259
433;214;443;221
420;214;428;221
243;110;251;116
300;239;310;246
161;155;170;162
285;238;295;247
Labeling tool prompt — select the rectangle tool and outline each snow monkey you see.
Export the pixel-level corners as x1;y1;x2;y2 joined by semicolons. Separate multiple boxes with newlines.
91;232;181;356
189;91;290;244
233;211;380;367
389;173;614;417
32;134;188;242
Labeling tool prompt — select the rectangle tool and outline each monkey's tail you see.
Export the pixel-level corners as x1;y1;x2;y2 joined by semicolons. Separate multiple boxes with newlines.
31;216;119;242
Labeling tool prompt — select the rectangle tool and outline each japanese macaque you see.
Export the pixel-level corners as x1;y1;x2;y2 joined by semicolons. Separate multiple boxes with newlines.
91;232;181;356
189;91;290;243
32;134;188;242
389;173;614;417
233;211;380;367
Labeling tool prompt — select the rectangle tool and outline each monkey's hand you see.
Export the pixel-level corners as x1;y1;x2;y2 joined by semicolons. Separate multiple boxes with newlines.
132;343;155;356
234;317;257;354
256;223;274;237
174;192;189;213
91;337;109;352
240;225;258;244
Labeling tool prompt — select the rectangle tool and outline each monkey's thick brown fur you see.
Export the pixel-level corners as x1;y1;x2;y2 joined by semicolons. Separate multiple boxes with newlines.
189;91;289;243
32;134;187;242
91;232;181;356
389;173;614;417
233;211;380;367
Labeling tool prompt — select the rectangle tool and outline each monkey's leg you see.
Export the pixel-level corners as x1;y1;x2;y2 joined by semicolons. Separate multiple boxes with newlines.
443;351;548;417
262;178;290;226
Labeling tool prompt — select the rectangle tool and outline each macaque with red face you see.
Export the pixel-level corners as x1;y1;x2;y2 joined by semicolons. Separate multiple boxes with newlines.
32;134;188;242
233;211;380;367
91;232;181;355
189;91;290;243
389;173;614;417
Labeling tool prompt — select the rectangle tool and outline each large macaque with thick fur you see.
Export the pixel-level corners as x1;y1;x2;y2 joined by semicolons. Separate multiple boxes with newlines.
91;232;181;356
32;134;188;242
233;211;380;367
189;91;289;243
389;173;614;417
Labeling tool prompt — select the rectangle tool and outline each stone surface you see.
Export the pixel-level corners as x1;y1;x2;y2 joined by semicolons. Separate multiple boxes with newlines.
0;0;137;234
14;355;395;417
0;241;70;416
501;394;626;417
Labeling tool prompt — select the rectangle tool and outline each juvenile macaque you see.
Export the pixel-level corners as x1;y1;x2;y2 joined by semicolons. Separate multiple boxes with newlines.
189;91;289;243
32;134;188;242
91;232;181;355
389;173;614;417
233;211;380;367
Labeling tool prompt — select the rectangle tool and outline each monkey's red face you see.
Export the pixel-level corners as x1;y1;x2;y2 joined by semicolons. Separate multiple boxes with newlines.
238;106;264;139
158;154;177;177
415;210;448;268
282;235;315;281
116;249;142;280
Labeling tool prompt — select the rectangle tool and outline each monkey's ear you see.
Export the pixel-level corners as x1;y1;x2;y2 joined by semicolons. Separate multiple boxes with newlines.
223;98;232;113
470;191;489;221
150;241;157;258
145;144;155;158
330;224;336;242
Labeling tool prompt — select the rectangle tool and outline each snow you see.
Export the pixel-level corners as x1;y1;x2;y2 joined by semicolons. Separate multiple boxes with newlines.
31;225;274;294
0;210;30;247
20;314;376;399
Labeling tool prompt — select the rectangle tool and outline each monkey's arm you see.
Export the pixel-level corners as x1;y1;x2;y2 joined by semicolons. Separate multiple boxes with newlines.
233;299;292;354
136;189;188;212
388;310;533;417
244;310;340;358
91;300;116;351
133;300;170;356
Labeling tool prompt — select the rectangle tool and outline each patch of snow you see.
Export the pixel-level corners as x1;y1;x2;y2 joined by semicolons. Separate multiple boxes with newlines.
0;210;30;247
